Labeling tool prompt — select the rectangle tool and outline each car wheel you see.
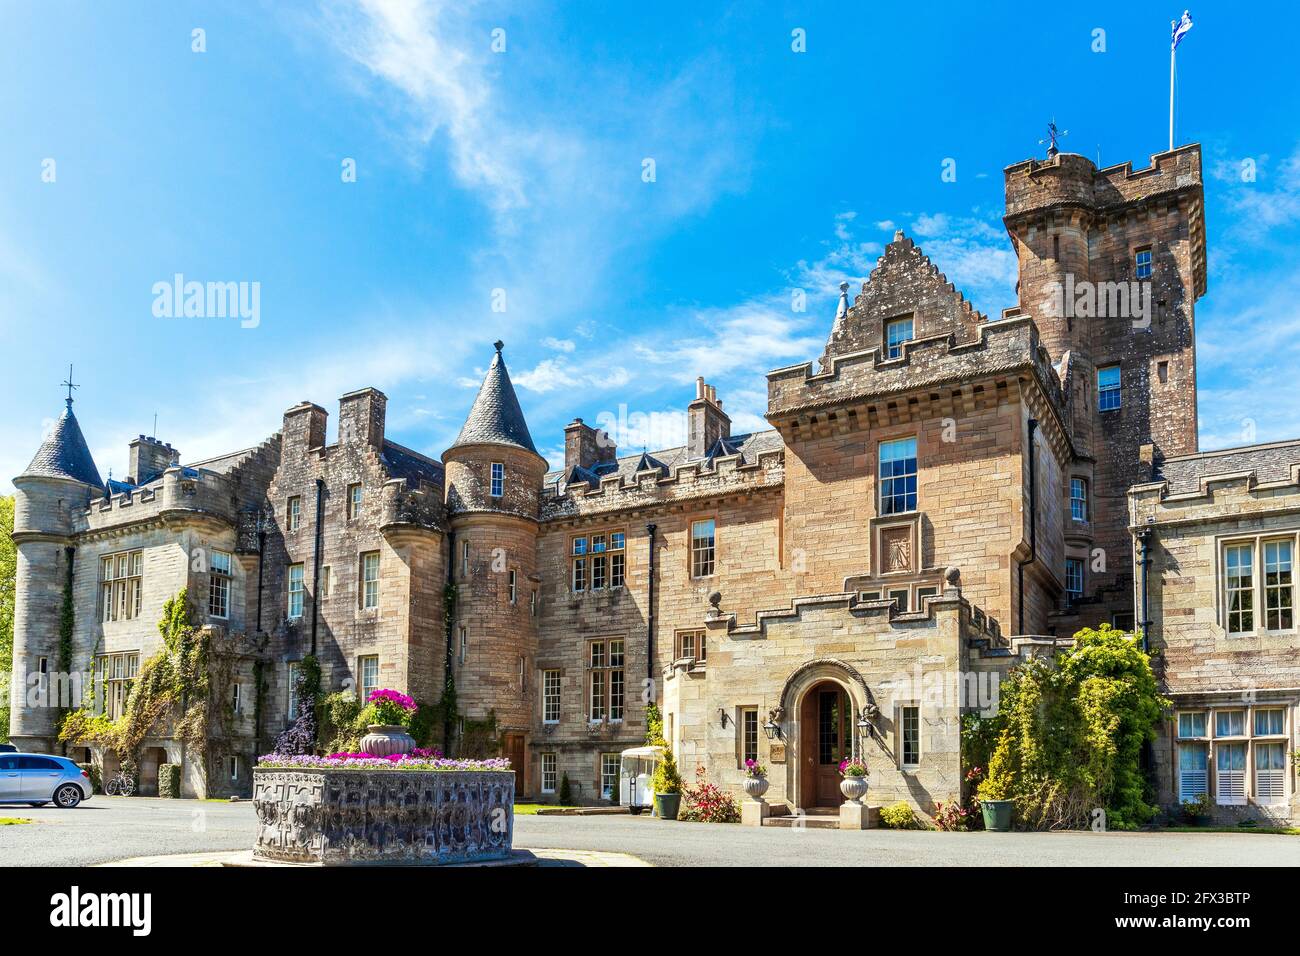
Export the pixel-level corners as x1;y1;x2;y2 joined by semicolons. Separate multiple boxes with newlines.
54;784;82;808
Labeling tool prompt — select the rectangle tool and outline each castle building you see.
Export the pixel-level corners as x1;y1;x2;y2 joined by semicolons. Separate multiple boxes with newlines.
9;142;1297;822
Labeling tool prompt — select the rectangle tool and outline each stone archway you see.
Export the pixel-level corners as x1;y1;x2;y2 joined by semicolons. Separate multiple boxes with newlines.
777;660;872;811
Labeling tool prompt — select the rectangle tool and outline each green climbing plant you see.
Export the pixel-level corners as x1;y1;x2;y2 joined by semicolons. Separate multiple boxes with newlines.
976;624;1167;830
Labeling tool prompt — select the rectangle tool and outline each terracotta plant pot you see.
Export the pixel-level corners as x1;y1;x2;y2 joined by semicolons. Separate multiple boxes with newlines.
359;724;416;757
743;776;770;800
840;776;868;804
654;792;681;820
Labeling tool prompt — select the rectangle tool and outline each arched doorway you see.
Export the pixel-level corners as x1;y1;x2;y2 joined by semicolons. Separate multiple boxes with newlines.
798;681;855;809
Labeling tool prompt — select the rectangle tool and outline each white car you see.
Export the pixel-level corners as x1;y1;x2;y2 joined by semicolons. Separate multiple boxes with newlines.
0;753;93;808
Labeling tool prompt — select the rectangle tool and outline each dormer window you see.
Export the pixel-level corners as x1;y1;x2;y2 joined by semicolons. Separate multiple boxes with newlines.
885;317;914;359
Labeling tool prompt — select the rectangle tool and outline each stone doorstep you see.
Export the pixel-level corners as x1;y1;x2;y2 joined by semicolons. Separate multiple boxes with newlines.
761;805;881;830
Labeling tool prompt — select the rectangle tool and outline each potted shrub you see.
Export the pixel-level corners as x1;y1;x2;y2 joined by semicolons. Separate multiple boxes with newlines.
358;689;418;757
742;758;769;800
1180;792;1211;826
651;748;682;820
976;775;1014;831
838;755;869;803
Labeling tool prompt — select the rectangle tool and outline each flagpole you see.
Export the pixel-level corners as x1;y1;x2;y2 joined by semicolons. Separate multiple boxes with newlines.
1169;24;1176;151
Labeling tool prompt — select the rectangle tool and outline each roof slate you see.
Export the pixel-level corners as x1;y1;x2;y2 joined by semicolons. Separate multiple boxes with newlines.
20;405;103;487
1157;440;1300;494
449;345;539;455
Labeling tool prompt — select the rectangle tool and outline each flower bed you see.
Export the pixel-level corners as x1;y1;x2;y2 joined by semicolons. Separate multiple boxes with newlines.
255;752;511;772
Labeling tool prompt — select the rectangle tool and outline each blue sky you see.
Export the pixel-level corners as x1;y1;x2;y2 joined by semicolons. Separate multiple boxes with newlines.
2;1;1298;491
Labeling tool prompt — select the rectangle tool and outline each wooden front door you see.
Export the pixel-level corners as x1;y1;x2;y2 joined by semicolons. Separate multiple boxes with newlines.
800;683;853;808
503;734;526;794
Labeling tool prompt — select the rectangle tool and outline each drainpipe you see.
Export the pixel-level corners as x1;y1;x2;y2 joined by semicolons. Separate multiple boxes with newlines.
1136;527;1152;652
444;530;456;756
645;524;657;682
255;517;266;635
310;478;325;658
1016;418;1039;636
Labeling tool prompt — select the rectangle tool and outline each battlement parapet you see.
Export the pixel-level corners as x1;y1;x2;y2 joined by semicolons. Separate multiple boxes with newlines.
1004;144;1202;219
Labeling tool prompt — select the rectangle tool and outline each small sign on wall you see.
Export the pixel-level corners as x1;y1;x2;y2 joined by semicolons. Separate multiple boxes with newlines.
769;743;787;764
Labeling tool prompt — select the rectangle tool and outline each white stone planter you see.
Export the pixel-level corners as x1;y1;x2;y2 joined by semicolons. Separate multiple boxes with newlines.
743;775;770;800
359;724;416;757
840;775;868;804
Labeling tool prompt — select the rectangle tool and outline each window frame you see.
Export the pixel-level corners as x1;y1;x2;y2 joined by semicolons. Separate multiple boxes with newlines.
1097;365;1121;412
1065;557;1085;599
287;496;301;532
100;549;144;623
587;638;625;723
674;629;706;663
1219;534;1299;636
1134;246;1153;280
541;753;557;794
490;462;505;498
878;437;918;515
542;669;561;724
360;551;380;609
347;483;362;521
690;518;716;579
208;549;232;619
1069;477;1088;523
287;563;305;620
357;654;379;702
740;707;759;766
570;528;627;592
884;316;914;360
899;703;921;768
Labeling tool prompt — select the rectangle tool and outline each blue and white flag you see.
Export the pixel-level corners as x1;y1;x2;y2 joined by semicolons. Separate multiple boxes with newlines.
1172;10;1194;50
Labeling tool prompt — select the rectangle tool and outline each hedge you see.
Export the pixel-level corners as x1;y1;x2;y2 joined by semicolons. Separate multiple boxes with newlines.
159;762;181;799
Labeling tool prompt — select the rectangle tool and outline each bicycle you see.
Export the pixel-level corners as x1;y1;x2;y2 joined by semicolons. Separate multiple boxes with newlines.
105;771;136;797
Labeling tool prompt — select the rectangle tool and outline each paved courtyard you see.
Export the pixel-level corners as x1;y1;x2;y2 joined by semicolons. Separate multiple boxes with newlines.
1;797;1296;866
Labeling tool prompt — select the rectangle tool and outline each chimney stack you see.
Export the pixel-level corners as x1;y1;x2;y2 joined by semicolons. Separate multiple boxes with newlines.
564;418;617;473
687;379;731;458
128;435;179;485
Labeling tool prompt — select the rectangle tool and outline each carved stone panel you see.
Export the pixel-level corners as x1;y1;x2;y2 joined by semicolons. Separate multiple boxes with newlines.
252;769;515;865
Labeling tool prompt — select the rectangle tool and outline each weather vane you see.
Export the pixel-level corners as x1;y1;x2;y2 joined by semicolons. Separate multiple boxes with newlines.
61;364;78;407
1039;120;1069;158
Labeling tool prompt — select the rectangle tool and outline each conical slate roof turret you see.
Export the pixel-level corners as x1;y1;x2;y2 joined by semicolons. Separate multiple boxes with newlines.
20;400;103;487
450;341;539;455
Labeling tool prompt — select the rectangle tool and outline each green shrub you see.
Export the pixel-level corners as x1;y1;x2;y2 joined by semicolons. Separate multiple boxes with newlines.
558;773;572;805
651;749;681;795
321;691;363;753
158;763;181;799
77;763;101;794
879;801;919;829
976;625;1167;830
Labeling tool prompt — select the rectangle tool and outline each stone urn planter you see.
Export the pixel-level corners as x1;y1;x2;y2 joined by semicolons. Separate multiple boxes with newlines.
359;724;416;757
840;776;869;804
743;775;770;800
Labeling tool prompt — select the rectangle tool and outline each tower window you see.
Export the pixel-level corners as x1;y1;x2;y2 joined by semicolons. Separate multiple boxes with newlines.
1070;478;1088;523
690;519;716;578
1157;360;1169;384
286;496;301;532
360;551;380;609
490;462;505;498
1065;558;1085;599
1097;365;1121;411
1134;247;1153;280
208;550;232;619
508;569;517;604
885;317;914;359
347;483;362;520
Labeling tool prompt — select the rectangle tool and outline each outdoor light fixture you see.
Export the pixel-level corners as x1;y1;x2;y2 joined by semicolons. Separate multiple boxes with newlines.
718;708;730;729
763;719;781;740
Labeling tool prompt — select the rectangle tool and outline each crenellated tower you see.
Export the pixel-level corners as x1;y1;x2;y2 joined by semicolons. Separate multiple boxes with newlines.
1004;144;1207;628
9;394;103;751
442;341;546;783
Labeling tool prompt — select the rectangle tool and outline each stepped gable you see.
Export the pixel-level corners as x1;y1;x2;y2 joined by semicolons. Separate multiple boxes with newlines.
822;230;989;369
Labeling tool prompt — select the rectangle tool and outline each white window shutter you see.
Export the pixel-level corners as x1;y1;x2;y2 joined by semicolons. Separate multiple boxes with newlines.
1216;769;1246;806
1256;769;1285;804
1179;770;1207;801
